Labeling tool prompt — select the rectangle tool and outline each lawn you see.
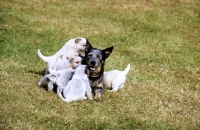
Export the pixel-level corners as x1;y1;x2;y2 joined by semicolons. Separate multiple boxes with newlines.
1;0;200;129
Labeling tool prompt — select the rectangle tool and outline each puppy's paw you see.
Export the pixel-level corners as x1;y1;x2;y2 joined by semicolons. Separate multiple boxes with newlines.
108;89;117;92
88;96;93;100
47;86;53;91
83;96;87;100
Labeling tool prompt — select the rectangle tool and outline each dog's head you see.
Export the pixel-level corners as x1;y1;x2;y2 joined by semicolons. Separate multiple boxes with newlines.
83;40;113;77
74;37;88;52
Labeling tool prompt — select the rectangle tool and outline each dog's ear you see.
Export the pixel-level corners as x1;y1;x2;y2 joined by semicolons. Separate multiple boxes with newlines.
85;39;93;53
75;38;81;43
103;46;114;59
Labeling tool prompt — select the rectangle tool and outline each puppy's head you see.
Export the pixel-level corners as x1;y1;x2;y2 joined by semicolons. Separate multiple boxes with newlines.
74;37;88;52
69;56;82;69
47;75;57;83
84;40;113;76
75;65;86;74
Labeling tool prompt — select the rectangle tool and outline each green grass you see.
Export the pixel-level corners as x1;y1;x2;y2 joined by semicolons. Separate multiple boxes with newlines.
1;0;200;129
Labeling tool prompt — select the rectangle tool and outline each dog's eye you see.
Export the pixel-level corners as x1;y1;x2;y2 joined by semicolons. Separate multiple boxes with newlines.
76;62;79;64
96;53;102;59
88;54;92;57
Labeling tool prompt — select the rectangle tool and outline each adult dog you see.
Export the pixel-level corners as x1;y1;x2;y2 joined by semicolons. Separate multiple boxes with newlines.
37;37;88;73
83;40;113;101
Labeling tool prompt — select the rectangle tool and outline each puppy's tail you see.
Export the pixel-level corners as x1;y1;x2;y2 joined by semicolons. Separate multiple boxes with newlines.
57;92;72;103
37;49;49;62
58;93;69;102
123;64;130;75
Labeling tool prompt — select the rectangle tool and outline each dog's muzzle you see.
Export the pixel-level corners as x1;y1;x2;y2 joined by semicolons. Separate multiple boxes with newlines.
87;60;98;72
89;61;96;71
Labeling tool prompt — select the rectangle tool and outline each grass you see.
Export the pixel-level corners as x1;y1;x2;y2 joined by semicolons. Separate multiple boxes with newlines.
1;0;200;129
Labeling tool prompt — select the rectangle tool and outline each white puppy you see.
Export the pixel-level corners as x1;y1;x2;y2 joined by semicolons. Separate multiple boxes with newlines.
37;37;87;72
52;56;81;71
48;68;75;95
37;74;57;91
103;64;130;92
59;65;93;103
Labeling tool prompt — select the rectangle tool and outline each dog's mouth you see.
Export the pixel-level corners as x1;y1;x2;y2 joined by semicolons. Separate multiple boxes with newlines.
89;67;97;71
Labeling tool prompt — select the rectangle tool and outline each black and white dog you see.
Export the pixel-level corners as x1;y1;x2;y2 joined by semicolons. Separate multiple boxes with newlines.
82;40;113;101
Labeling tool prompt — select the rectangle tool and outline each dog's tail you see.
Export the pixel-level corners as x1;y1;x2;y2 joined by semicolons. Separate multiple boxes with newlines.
123;64;130;75
37;49;49;62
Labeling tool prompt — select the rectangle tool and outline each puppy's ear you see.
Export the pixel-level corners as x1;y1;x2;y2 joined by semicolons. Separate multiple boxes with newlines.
47;76;56;81
85;39;93;53
46;77;50;81
75;38;81;43
69;58;74;62
103;46;114;59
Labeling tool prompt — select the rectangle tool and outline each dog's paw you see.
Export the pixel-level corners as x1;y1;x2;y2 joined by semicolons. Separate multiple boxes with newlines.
94;92;102;101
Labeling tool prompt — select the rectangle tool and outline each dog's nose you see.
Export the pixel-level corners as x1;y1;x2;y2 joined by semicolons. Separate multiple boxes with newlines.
90;61;96;66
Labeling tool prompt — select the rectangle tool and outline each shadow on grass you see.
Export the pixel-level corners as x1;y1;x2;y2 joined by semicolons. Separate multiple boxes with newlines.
28;68;58;93
28;68;46;76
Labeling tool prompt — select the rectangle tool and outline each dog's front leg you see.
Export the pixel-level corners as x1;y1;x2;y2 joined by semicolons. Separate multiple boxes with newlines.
93;87;103;101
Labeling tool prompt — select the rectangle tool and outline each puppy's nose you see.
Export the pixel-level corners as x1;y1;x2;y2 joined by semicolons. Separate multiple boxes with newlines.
90;61;96;66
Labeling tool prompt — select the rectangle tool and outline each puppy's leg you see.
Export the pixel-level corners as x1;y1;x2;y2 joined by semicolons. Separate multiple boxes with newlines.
86;89;93;100
86;82;93;100
64;97;86;103
56;83;66;101
63;98;72;103
47;81;54;91
83;96;88;100
45;67;49;74
118;84;125;89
